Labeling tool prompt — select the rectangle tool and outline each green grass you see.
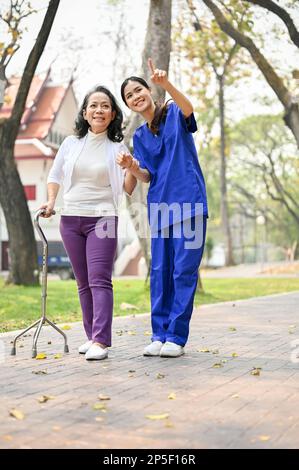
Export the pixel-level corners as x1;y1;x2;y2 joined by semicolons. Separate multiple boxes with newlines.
0;277;299;333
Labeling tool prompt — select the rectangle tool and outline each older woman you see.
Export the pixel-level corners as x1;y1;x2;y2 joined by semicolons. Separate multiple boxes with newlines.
40;85;138;361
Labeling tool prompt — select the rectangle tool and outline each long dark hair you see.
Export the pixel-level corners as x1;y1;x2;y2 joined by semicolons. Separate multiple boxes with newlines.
120;76;169;135
75;85;124;142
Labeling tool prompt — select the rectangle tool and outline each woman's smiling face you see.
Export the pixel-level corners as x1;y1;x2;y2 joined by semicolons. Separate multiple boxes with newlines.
123;80;153;113
83;92;115;134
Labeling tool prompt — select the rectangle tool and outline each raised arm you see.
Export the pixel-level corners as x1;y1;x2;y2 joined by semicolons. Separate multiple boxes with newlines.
148;57;193;118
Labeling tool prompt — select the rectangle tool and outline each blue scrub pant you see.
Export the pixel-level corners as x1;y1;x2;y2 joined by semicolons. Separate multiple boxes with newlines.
150;215;207;347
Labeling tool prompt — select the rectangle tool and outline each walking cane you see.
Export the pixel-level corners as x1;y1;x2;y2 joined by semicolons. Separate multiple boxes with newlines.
11;209;69;358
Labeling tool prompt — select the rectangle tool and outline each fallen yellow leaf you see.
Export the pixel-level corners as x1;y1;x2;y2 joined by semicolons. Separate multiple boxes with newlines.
52;426;61;432
232;353;238;357
156;373;165;379
93;403;107;411
144;331;151;336
61;325;71;330
35;353;47;360
213;363;223;368
229;327;237;332
9;409;25;420
231;394;239;399
54;354;62;359
164;420;175;428
127;331;136;336
168;393;176;400
98;394;110;401
251;368;262;376
37;395;55;403
198;348;210;353
146;413;169;420
259;435;270;441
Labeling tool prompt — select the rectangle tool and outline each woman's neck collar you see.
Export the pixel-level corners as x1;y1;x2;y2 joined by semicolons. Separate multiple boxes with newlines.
88;128;107;137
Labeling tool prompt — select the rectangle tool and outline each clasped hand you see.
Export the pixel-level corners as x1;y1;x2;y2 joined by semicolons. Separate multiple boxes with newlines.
116;151;140;172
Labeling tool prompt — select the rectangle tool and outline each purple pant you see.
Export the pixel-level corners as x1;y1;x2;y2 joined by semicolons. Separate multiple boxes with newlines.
59;216;118;346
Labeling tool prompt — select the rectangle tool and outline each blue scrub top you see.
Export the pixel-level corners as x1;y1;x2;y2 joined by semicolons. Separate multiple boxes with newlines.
133;102;208;232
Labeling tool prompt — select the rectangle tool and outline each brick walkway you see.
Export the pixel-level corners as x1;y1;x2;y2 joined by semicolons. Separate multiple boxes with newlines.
0;292;298;449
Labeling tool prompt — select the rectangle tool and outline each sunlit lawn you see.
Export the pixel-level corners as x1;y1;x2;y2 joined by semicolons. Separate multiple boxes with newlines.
0;277;299;333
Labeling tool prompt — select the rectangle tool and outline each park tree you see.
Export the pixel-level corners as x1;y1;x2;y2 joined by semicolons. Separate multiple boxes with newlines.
0;0;60;285
0;1;36;104
230;114;299;259
174;0;254;265
201;0;299;148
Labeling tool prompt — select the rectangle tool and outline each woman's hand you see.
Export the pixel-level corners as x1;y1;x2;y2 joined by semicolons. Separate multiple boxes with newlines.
117;151;139;172
148;57;169;89
39;201;56;218
117;151;133;169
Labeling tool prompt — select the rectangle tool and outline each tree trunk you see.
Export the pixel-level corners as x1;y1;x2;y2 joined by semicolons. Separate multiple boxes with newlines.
125;0;172;145
243;0;299;49
219;75;234;265
0;0;60;285
0;121;38;284
124;0;172;275
197;271;204;293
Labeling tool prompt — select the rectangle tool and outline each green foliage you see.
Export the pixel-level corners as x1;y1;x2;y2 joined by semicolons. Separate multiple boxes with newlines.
229;113;299;249
0;1;36;66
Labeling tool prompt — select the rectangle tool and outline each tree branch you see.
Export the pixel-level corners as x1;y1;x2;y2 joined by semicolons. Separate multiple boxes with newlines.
201;0;293;109
243;0;299;49
263;171;299;225
265;150;299;211
9;0;60;136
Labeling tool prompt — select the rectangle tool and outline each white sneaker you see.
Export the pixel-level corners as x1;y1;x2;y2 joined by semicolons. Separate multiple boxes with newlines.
78;340;93;354
85;344;108;361
143;341;163;356
160;341;185;358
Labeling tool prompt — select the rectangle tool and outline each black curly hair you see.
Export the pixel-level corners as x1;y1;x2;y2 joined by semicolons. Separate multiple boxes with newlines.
75;85;124;142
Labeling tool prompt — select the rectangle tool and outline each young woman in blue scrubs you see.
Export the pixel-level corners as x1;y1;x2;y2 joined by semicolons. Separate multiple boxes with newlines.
117;58;208;358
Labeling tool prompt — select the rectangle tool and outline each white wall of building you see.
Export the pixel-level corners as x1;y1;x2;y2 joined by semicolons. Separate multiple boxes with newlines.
51;86;78;137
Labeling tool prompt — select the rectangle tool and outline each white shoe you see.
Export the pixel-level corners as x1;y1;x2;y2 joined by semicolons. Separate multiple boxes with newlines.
85;344;108;361
160;341;185;357
78;340;93;354
143;341;163;356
